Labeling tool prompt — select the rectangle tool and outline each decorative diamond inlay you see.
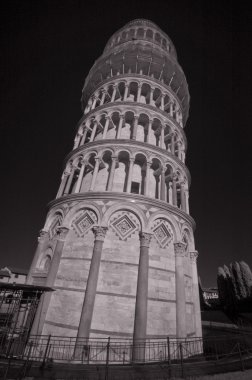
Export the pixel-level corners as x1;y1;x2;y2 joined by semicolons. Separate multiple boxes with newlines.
111;214;138;241
72;211;97;237
153;222;172;248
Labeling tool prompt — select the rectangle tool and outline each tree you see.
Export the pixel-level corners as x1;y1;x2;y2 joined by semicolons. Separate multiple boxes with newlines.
239;261;252;298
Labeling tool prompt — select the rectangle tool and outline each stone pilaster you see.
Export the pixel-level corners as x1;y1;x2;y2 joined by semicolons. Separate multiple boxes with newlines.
174;241;186;338
26;230;49;284
30;226;69;335
190;251;202;337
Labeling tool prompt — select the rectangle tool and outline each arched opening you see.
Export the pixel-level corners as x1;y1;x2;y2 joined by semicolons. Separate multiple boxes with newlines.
131;153;147;195
165;164;173;203
122;111;134;139
69;157;83;194
96;151;112;191
137;113;149;143
146;29;153;40
149;158;161;199
81;153;96;192
127;81;138;102
113;151;130;192
152;118;162;147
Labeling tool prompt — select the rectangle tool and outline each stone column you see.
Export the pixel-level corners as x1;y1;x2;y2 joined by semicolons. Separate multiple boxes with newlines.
160;94;164;111
56;171;69;198
147;119;152;144
73;133;81;149
144;161;151;197
80;127;88;145
26;230;49;284
174;241;186;338
137;83;142;102
123;83;129;100
126;158;135;193
89;158;100;191
102;116;110;139
180;183;186;211
170;101;174;117
160;125;165;148
111;84;117;102
190;251;202;337
149;86;154;106
133;232;152;362
74;161;86;193
107;156;118;191
30;227;69;335
132;115;139;140
116;114;124;139
91;95;97;109
172;175;177;206
64;166;76;195
90;121;98;142
168;181;173;205
76;227;108;344
160;167;166;201
171;133;175;155
185;189;190;214
100;89;106;105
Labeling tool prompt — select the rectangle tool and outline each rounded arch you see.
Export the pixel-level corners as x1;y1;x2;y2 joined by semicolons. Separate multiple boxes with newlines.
39;248;53;271
102;202;147;230
181;224;195;251
44;209;64;231
98;147;115;159
147;211;180;240
63;201;102;227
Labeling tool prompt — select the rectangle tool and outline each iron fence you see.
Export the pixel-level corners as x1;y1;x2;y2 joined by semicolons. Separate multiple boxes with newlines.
1;333;252;379
0;333;252;365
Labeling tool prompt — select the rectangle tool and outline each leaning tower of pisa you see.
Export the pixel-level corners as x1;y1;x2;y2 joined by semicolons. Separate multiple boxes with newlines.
27;19;202;347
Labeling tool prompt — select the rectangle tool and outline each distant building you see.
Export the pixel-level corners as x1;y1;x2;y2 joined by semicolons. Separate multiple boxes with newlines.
0;267;28;284
202;287;219;303
198;277;219;309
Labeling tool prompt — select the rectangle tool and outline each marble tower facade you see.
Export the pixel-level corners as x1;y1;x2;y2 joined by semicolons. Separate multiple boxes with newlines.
27;19;202;345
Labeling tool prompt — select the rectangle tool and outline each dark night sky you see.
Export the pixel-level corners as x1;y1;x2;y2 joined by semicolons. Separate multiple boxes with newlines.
0;0;251;287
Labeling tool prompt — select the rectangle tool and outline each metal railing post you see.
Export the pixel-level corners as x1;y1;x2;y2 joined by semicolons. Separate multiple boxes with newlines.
18;341;33;379
41;334;51;368
105;336;110;380
179;342;184;378
167;337;171;378
238;342;244;371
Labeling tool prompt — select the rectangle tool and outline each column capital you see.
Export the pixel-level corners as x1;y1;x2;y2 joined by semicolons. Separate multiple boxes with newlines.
190;251;199;262
139;232;152;248
56;226;69;241
174;241;187;257
92;226;108;241
38;229;49;243
119;113;125;120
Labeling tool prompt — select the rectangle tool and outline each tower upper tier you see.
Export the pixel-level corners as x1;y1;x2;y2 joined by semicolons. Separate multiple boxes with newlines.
81;19;190;124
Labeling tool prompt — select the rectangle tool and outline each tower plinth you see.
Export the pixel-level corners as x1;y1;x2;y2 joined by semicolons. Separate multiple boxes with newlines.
28;19;202;346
